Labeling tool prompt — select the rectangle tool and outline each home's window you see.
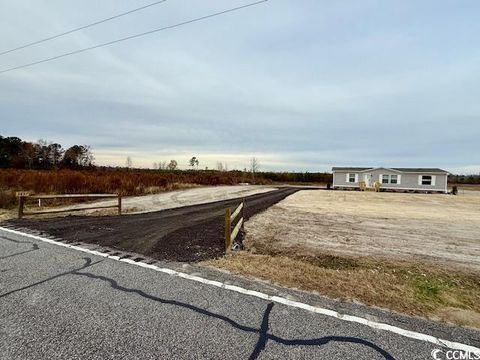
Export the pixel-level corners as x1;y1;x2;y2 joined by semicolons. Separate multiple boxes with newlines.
422;175;432;185
382;174;400;184
348;173;356;183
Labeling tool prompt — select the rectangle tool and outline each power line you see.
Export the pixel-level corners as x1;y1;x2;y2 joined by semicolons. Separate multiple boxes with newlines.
0;0;268;75
0;0;168;56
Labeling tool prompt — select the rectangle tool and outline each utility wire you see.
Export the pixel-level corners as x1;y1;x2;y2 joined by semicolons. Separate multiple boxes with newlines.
0;0;168;56
0;0;268;75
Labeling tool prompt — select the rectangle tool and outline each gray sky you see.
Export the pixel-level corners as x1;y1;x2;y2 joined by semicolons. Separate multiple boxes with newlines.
1;0;479;173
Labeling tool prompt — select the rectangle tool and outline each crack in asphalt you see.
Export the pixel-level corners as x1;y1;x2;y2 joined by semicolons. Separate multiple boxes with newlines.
1;252;395;359
0;257;102;299
248;302;273;359
71;262;395;359
73;270;260;334
0;235;37;244
0;243;39;260
0;235;41;260
268;334;395;359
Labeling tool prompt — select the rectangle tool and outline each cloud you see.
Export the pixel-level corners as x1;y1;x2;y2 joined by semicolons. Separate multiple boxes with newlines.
1;0;479;173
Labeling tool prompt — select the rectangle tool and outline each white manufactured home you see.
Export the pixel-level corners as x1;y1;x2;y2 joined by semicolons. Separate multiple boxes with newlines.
332;167;449;193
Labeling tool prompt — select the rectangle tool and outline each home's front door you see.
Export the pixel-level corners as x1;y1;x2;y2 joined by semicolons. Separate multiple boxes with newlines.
364;173;372;187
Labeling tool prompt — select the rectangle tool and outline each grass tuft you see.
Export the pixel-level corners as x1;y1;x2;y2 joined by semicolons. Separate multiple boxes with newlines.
412;278;446;302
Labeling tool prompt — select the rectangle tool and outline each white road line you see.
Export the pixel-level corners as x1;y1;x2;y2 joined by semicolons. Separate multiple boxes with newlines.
1;226;479;354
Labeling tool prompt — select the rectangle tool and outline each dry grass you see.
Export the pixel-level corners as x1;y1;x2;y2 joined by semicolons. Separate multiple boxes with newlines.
206;252;480;327
0;208;15;222
456;184;480;191
206;190;480;328
0;168;265;209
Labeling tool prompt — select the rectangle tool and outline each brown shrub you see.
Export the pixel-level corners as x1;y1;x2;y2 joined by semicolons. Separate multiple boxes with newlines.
0;168;269;208
0;188;17;209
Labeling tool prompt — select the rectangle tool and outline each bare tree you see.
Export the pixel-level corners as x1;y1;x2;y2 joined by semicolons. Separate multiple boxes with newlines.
158;161;167;170
80;145;94;167
36;139;51;168
189;156;199;169
167;159;178;170
126;156;133;169
250;157;260;183
216;162;229;172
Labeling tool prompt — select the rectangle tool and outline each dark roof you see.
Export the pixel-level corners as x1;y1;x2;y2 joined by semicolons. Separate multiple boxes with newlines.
392;168;448;173
332;167;449;174
332;167;370;171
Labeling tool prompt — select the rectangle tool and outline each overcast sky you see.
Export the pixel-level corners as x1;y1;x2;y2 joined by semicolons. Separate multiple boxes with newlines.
1;1;479;173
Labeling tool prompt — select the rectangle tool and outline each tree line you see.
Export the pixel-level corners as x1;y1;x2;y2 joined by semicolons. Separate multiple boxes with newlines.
448;174;480;185
261;171;332;184
5;134;477;185
0;136;93;169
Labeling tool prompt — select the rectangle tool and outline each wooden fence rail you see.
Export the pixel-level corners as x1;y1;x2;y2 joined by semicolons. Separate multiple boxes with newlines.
225;199;245;253
18;194;121;219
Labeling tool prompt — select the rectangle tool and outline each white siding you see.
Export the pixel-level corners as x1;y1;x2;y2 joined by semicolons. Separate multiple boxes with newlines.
332;168;447;192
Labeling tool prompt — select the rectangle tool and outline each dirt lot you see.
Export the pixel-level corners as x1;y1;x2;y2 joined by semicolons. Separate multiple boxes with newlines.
208;190;480;327
245;190;480;271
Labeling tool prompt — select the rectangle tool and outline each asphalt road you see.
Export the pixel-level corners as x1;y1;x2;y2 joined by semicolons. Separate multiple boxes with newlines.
7;187;302;262
2;229;479;359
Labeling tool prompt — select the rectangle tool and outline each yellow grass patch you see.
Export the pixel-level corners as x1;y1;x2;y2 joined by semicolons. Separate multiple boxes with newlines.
205;252;480;328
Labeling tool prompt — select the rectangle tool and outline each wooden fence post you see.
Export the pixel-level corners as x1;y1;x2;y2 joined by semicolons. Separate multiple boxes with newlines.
241;198;245;232
18;196;25;219
118;195;122;215
225;208;231;253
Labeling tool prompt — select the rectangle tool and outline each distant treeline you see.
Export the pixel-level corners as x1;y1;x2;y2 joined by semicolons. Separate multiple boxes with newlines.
3;135;478;185
448;174;480;185
0;136;93;169
260;171;332;184
90;167;333;184
0;135;332;184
